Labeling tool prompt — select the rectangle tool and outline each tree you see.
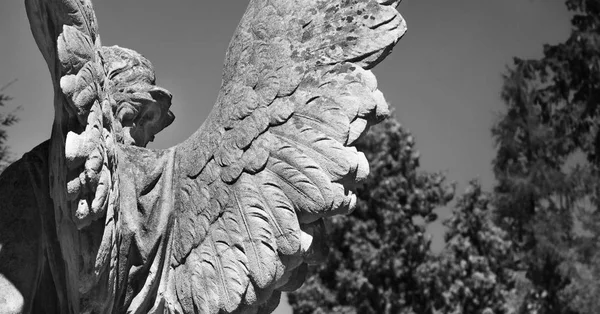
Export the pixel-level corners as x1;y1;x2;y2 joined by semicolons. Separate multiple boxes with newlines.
416;180;518;314
288;115;455;314
288;115;518;314
491;1;600;312
0;81;19;173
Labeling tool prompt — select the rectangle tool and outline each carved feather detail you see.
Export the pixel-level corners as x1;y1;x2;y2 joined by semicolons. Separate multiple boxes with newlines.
172;0;406;313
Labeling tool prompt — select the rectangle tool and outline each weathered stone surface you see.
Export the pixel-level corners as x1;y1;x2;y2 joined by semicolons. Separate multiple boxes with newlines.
0;0;406;313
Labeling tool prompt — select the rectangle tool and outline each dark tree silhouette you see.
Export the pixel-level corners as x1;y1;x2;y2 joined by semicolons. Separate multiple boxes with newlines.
0;81;19;173
491;1;600;312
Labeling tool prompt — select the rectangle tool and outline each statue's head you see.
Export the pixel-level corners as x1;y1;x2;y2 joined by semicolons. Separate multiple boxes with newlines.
101;46;175;146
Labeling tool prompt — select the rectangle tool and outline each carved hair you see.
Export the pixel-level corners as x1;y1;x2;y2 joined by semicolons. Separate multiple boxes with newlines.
101;45;174;146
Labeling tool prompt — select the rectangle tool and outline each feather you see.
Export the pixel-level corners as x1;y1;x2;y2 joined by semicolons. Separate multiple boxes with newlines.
265;148;329;217
57;25;95;75
294;96;350;144
255;171;301;255
272;121;359;182
231;174;278;288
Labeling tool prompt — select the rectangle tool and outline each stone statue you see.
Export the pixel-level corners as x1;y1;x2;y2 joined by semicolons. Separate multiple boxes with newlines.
0;0;406;313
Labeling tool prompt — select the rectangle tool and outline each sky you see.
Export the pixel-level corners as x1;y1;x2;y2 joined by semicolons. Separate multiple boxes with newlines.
0;0;572;313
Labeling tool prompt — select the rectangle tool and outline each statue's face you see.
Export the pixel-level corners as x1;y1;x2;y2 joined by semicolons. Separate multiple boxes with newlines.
101;46;175;147
114;85;175;147
126;86;174;146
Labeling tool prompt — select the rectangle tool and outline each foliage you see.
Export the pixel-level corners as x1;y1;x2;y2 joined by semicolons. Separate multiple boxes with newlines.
416;180;517;314
0;81;19;173
491;1;600;312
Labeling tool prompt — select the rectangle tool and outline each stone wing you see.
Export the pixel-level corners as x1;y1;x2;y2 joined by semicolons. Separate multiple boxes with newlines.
171;0;406;312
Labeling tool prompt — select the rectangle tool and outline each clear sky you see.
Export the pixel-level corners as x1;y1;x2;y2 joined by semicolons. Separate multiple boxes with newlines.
1;1;571;313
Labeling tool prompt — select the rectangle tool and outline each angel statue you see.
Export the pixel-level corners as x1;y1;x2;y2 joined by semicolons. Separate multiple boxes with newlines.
0;0;406;313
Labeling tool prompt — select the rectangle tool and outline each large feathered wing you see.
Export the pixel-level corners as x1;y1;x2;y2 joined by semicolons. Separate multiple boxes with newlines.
170;0;406;312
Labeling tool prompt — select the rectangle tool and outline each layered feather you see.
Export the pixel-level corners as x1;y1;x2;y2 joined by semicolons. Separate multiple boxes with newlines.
172;0;406;312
